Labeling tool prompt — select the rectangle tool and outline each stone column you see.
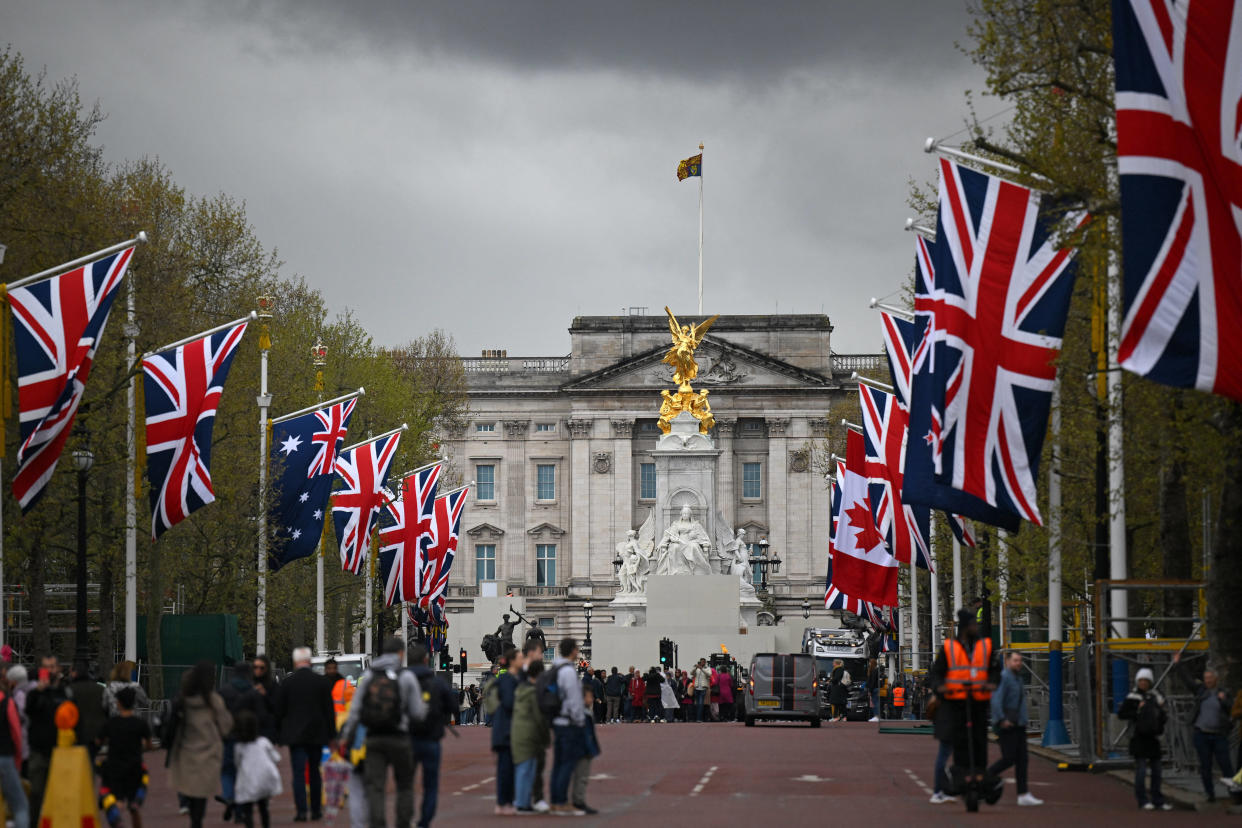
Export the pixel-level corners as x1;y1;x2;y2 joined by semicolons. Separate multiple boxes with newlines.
714;418;737;530
785;418;813;579
566;418;593;594
609;419;635;587
502;420;529;585
808;417;832;589
766;417;791;590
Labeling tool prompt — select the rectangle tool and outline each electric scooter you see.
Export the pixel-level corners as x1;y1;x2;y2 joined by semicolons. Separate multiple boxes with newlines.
950;681;1003;812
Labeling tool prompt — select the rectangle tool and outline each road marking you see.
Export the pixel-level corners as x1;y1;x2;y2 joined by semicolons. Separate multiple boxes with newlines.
791;774;832;782
453;775;495;796
589;773;615;780
689;765;719;797
904;768;933;796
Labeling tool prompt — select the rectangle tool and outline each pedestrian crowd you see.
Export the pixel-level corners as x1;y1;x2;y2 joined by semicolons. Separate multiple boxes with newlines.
918;608;1242;811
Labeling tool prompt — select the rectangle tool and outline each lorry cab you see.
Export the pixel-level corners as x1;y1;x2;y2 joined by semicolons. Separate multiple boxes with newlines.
310;653;369;685
744;652;821;727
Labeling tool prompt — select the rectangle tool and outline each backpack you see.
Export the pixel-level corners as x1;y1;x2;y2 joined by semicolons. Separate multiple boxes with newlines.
1135;694;1166;737
841;671;852;687
483;677;501;716
360;669;402;734
409;675;447;741
535;665;567;718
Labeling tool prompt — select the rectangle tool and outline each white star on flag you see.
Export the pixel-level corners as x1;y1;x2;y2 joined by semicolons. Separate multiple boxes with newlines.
280;434;303;455
291;529;302;540
313;509;323;520
299;492;309;503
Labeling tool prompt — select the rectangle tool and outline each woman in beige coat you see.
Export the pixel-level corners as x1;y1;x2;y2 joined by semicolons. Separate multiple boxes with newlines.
168;661;233;828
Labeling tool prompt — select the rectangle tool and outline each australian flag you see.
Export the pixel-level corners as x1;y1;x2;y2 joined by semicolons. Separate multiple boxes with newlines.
270;398;357;570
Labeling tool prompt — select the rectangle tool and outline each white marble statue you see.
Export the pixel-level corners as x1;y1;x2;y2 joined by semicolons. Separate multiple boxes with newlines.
615;517;654;595
728;529;758;599
653;505;714;576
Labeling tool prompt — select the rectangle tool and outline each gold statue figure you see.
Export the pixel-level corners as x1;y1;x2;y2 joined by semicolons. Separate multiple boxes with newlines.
657;306;719;435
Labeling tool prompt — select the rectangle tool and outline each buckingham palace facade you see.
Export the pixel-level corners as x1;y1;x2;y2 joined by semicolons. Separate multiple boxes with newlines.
440;312;885;639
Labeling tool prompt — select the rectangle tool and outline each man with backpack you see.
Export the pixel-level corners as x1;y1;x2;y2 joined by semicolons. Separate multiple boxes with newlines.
545;638;587;815
340;637;426;828
407;643;457;828
1118;667;1172;810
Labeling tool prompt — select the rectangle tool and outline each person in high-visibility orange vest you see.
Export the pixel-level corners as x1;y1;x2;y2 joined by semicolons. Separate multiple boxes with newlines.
929;608;1000;792
325;659;355;728
892;683;906;717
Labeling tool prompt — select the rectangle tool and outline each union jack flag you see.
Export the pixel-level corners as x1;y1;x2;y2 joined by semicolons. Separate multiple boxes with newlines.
419;486;468;610
332;431;401;574
903;235;1021;533
142;320;248;539
377;463;442;606
881;309;977;550
270;398;356;570
930;157;1087;525
8;246;134;511
858;383;932;570
1113;0;1242;401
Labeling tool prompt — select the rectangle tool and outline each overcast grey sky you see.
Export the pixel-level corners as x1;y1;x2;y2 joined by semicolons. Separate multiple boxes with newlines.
7;1;989;358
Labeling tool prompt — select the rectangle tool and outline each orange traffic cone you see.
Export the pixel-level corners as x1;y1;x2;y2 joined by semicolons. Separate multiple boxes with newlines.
38;701;98;828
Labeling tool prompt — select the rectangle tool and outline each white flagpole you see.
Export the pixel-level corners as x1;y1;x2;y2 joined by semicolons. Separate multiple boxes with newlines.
697;142;704;315
8;232;147;290
124;273;138;663
952;536;963;614
997;529;1009;644
910;562;920;671
929;516;939;648
365;557;374;656
143;311;256;357
271;388;366;425
256;298;273;656
314;342;326;657
1107;248;1128;636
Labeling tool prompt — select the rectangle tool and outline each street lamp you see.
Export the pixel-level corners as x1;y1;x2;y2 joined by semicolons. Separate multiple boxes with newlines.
802;598;811;619
583;601;594;657
71;424;95;663
748;537;782;594
612;552;623;575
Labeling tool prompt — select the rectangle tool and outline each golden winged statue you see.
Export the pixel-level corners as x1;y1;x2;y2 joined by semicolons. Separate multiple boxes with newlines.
657;307;719;435
662;307;719;387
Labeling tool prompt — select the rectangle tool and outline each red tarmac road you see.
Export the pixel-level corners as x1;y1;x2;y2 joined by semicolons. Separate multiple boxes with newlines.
136;720;1236;826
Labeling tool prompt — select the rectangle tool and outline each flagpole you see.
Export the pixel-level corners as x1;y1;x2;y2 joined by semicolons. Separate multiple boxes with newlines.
697;142;704;316
124;271;138;663
256;297;273;656
910;562;920;672
1044;379;1070;745
8;232;147;291
271;387;366;425
952;536;962;614
314;341;326;657
341;423;408;453
997;529;1009;643
928;515;939;649
365;538;375;656
143;311;256;357
1107;248;1128;637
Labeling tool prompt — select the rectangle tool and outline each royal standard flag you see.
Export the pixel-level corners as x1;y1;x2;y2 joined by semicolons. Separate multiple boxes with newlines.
676;153;702;181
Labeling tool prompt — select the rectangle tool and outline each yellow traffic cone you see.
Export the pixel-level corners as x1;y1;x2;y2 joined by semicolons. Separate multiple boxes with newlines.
37;701;98;828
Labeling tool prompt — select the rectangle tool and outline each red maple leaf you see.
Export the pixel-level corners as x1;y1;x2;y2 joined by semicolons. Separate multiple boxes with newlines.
844;501;885;551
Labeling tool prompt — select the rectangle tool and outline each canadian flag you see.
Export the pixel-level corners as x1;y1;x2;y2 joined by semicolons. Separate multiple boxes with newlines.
831;429;900;606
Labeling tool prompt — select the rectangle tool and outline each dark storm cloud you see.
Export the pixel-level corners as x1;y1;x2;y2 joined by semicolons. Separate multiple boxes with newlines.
252;1;972;82
6;1;989;359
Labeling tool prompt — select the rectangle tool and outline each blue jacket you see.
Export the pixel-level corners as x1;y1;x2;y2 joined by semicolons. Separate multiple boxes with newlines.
990;668;1027;730
490;672;518;751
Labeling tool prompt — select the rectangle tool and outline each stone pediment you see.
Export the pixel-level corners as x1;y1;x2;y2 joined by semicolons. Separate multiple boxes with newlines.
527;522;566;537
466;522;505;538
562;337;831;393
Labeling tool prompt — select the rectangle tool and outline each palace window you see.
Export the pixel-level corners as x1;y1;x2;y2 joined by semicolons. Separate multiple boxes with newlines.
476;422;496;433
536;423;556;433
476;464;496;501
536;464;556;501
475;544;496;583
536;544;557;586
640;463;656;500
742;462;763;499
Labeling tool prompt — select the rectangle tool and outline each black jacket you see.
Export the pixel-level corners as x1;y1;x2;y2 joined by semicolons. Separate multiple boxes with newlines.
273;667;336;746
604;673;626;697
409;664;457;741
1118;688;1167;759
67;677;107;746
219;676;264;737
26;684;69;754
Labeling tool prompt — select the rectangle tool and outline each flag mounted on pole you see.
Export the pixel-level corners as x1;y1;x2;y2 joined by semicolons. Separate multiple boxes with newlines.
333;427;403;575
419;485;469;610
377;462;442;607
270;397;358;570
927;156;1087;526
831;430;899;606
676;153;702;181
8;243;136;511
1111;0;1242;401
142;314;252;539
858;382;931;570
